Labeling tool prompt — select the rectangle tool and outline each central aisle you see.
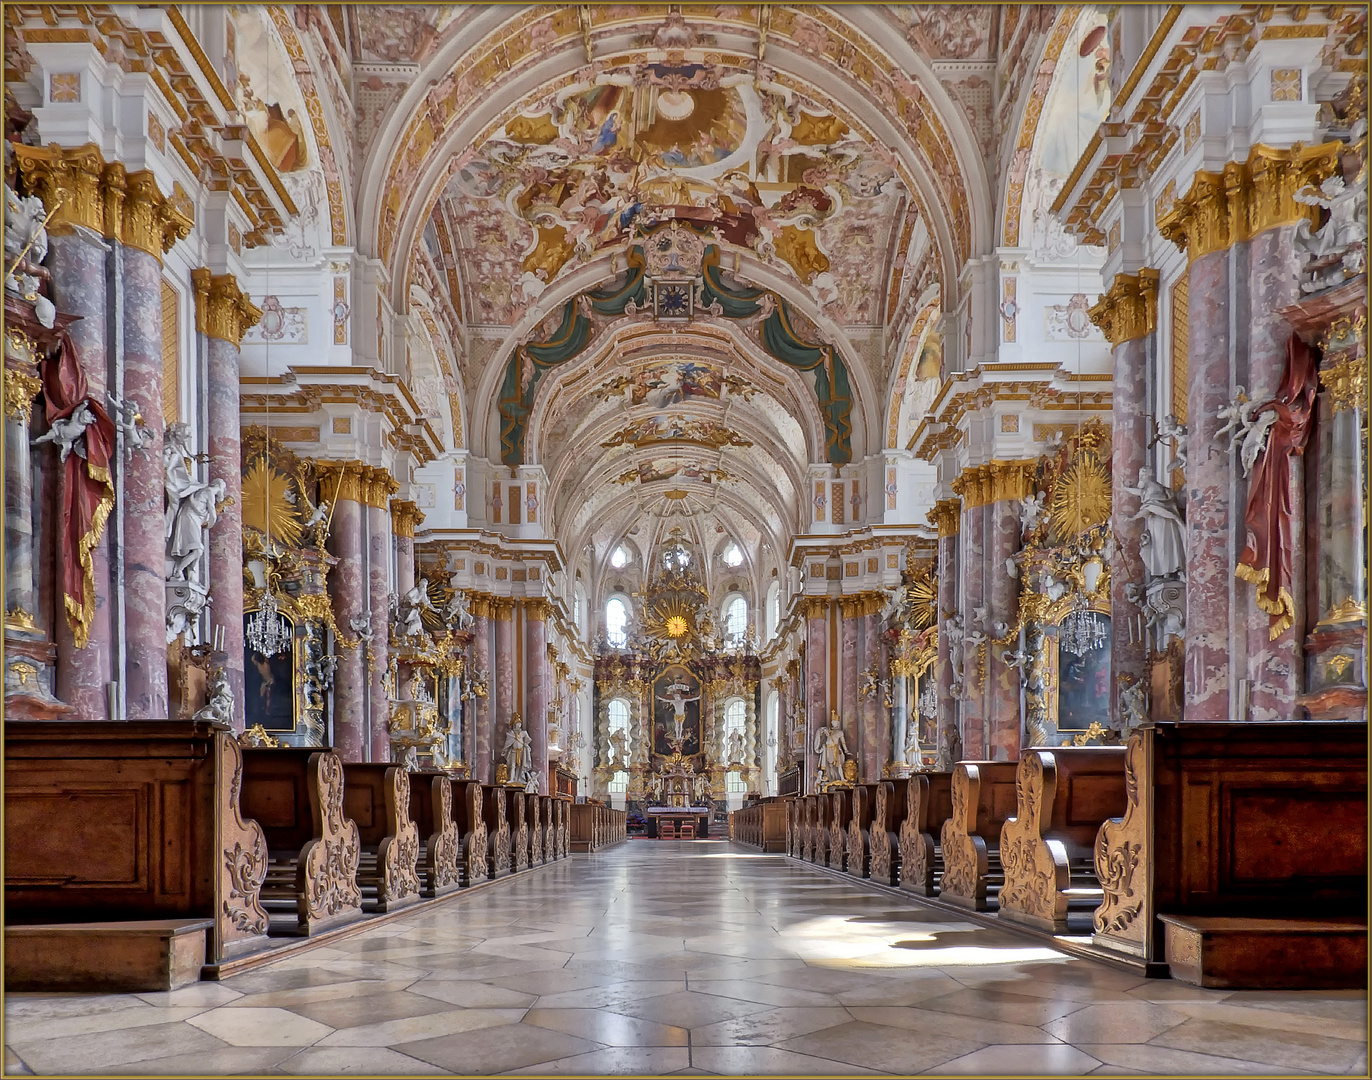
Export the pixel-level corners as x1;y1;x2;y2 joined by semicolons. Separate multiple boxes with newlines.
5;841;1366;1075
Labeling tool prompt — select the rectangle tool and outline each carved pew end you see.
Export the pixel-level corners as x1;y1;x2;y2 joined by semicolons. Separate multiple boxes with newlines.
1160;915;1369;989
5;919;213;992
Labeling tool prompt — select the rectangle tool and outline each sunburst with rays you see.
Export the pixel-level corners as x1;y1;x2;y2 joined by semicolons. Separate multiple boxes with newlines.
1049;453;1112;539
241;459;303;547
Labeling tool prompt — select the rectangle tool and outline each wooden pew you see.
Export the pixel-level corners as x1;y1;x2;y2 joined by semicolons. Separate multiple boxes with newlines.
810;794;829;864
408;773;463;898
536;796;552;861
900;772;953;896
526;792;543;867
554;799;569;858
869;779;910;887
483;784;512;877
846;784;879;879
938;761;1020;911
827;789;851;871
998;748;1127;933
451;781;488;885
241;748;362;935
506;788;529;871
785;799;797;856
4;721;268;989
570;802;598;852
342;764;421;913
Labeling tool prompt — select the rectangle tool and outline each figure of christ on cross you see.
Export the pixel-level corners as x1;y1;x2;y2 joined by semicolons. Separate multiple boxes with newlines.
656;683;701;745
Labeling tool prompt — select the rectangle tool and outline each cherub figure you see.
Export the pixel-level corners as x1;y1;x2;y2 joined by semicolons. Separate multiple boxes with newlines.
106;392;148;461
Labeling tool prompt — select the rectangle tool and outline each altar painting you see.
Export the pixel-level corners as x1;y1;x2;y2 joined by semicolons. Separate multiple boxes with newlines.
243;612;298;732
1049;609;1112;731
652;665;702;759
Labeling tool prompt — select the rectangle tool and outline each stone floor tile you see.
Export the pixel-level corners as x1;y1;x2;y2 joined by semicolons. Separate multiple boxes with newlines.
686;978;840;1008
187;1006;334;1047
405;979;540;1009
3;1046;33;1075
288;989;465;1029
611;989;773;1029
501;1045;692;1074
5;1004;213;1043
832;975;979;1008
913;986;1088;1026
531;980;686;1010
847;1004;1060;1043
489;967;624;995
82;1046;300;1075
223;979;422;1010
1041;1001;1190;1044
276;1046;448;1074
689;1006;854;1045
3;994;149;1022
1148;1017;1366;1073
8;1020;230;1075
779;1018;984;1073
522;1007;690;1046
134;983;245;1008
929;1042;1104;1074
401;1021;600;1074
687;1044;888;1075
1079;1042;1325;1075
1169;999;1369;1041
315;1007;527;1047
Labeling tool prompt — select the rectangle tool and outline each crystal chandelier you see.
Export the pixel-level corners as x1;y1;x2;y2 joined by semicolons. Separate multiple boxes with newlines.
246;586;291;657
1060;595;1107;657
918;675;937;718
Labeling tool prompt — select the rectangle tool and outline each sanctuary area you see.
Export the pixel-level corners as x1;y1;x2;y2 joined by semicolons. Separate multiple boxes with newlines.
1;4;1367;1076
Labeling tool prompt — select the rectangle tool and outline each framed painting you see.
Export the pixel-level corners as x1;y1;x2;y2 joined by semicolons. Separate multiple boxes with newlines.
243;612;298;733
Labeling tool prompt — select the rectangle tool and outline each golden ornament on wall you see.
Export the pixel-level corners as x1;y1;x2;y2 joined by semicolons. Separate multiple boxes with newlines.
1049;454;1112;539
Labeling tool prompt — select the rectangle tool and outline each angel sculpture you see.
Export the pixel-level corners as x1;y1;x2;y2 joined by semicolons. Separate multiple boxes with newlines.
445;589;475;630
106;392;148;461
1019;491;1046;534
32;402;95;463
1216;387;1259;452
1002;646;1032;687
192;667;234;726
1239;409;1279;478
1154;414;1188;474
398;580;437;639
301;497;329;545
349;611;373;644
1294;175;1368;258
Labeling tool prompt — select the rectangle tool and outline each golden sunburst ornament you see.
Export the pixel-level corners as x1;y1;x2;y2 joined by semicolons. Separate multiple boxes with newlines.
665;615;689;638
241;459;303;547
1050;454;1111;538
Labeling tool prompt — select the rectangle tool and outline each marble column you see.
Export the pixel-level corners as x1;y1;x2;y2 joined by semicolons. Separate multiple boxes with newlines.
986;463;1030;761
953;471;988;758
47;230;114;720
930;500;960;763
118;239;169;718
472;608;493;780
804;600;828;790
321;464;366;761
366;480;394;762
494;600;515;751
5;363;41;619
1184;247;1239;721
392;500;421;596
193;270;260;729
525;600;549;789
860;609;882;779
839;603;860;770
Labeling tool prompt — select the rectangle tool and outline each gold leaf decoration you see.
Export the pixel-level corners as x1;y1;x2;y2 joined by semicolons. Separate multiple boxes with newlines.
241;459;303;547
1049;454;1112;539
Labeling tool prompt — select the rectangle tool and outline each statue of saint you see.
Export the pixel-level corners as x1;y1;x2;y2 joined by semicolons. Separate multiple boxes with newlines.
607;727;628;770
502;714;533;786
813;709;848;785
1121;466;1186;580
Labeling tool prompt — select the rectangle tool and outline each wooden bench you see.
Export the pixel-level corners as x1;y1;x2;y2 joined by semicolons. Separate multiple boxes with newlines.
900;772;953;896
570;802;598;852
342;764;421;913
998;748;1127;933
938;761;1019;911
483;784;513;877
4;721;269;988
553;799;569;858
408;773;463;898
451;781;488;885
506;788;529;871
241;748;362;936
869;779;910;887
525;792;543;867
827;789;851;871
846;784;879;879
809;794;829;864
1094;722;1368;987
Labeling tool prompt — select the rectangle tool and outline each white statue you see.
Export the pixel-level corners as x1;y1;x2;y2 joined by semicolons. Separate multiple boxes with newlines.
727;727;746;767
32;402;95;463
166;581;210;644
1019;491;1046;534
4;183;56;328
1155;414;1188;474
397;744;420;772
692;772;709;803
943;614;965;651
607;727;628;770
526;774;541;794
106;393;148;461
813;710;848;785
398;580;437;639
1294;175;1368;258
657;683;700;744
1216;387;1259;452
193;667;233;725
1121;466;1186;580
431;742;449;770
648;772;664;800
1119;677;1149;734
502;714;533;786
349;611;373;643
445;588;475;630
1239;409;1279;478
166;476;226;581
1002;646;1032;686
301;497;329;545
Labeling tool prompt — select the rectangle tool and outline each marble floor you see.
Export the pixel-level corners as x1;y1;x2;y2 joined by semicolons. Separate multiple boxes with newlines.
4;841;1367;1077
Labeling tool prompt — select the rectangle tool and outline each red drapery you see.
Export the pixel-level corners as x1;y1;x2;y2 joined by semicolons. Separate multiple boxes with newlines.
1236;335;1319;640
41;333;116;648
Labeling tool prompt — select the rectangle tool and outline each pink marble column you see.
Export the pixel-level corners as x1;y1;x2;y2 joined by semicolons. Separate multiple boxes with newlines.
324;478;366;761
936;518;959;761
206;334;245;729
525;602;548;788
1244;227;1304;719
960;504;987;758
495;604;514;739
987;495;1022;761
395;534;414;596
367;500;392;762
48;232;114;720
840;608;860;772
471;611;492;780
1110;332;1150;724
119;245;169;718
859;611;883;780
805;606;827;791
1184;248;1239;720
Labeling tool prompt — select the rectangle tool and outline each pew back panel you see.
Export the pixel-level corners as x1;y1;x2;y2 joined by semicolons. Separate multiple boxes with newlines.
939;761;1019;911
900;772;952;896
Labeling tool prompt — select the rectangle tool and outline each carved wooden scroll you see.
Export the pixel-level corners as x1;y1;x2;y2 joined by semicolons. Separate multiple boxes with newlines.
786;800;797;856
939;764;990;910
800;798;813;861
526;794;542;866
375;767;421;911
425;776;462;896
812;795;828;864
900;773;952;896
509;790;529;871
847;785;873;879
1094;733;1148;951
554;800;567;858
869;781;897;886
998;752;1065;929
828;790;849;871
461;783;489;885
298;751;362;933
213;733;269;961
485;785;511;878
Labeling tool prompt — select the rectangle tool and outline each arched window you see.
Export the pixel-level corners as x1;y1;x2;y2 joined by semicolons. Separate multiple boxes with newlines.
607;698;630;793
766;690;780;796
765;581;781;639
609;544;630;569
574;582;587;638
605;596;629;647
724;595;747;641
724;697;747;793
721;542;743;567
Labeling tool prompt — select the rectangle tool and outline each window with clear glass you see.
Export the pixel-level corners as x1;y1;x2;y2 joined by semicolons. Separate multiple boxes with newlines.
724;697;747;792
725;595;747;640
766;581;780;639
609;545;629;569
608;698;629;793
721;542;743;567
605;596;629;647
